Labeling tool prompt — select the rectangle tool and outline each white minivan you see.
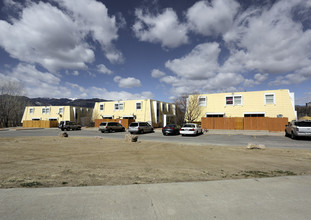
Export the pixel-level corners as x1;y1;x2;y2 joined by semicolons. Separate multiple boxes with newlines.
128;122;153;134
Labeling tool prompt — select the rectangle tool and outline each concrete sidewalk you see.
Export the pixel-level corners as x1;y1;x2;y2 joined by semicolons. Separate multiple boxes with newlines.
1;175;310;220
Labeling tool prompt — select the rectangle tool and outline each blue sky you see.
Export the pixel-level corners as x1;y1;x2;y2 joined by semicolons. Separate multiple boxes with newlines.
0;0;311;104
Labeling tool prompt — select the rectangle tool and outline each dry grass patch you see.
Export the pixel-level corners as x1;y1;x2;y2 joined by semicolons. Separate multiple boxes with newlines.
1;136;311;188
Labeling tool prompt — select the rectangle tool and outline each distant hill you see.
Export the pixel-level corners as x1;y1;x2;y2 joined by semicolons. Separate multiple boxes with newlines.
27;97;110;108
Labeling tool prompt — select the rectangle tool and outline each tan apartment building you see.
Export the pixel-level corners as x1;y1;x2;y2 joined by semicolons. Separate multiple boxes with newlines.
22;106;93;126
187;89;297;122
92;99;176;127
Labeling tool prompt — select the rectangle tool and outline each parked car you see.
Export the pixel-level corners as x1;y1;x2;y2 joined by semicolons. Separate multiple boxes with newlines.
128;122;153;134
285;120;311;139
58;121;81;131
180;123;203;136
162;124;180;135
99;122;125;133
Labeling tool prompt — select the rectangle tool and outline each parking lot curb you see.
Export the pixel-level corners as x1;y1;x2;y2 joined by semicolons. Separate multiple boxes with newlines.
15;128;45;131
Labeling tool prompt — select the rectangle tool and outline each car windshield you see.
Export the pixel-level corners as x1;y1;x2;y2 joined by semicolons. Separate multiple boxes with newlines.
183;124;195;128
294;121;311;127
130;123;138;127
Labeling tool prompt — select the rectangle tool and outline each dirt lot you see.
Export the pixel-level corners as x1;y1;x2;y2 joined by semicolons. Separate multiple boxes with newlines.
1;136;311;188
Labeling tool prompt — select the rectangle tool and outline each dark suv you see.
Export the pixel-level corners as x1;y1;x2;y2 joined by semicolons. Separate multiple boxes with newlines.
99;122;125;133
58;121;81;131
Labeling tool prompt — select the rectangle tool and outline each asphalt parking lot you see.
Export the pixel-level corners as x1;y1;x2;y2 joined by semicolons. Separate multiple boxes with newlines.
0;127;310;149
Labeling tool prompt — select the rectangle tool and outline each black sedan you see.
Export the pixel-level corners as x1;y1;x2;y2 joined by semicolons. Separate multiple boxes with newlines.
162;124;180;135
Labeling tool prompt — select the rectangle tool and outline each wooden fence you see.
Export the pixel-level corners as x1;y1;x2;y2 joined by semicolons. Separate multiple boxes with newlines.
94;119;135;129
23;120;59;128
201;117;288;132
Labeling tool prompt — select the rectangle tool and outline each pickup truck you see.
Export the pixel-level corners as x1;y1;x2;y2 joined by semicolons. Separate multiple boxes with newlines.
285;120;311;139
58;121;81;131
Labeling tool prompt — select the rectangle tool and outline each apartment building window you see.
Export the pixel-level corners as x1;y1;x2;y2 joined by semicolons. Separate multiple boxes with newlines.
114;103;124;111
234;96;242;105
206;113;224;117
29;108;34;114
244;113;265;117
226;95;242;105
99;104;104;111
198;96;207;106
136;102;142;110
59;107;64;114
119;103;124;110
226;96;233;105
42;107;50;114
168;104;171;113
265;93;275;104
102;116;113;119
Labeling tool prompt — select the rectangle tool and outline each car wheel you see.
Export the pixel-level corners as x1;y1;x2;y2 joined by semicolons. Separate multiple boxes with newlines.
101;131;104;133
285;130;288;137
122;128;125;132
291;132;296;139
66;128;70;131
130;132;133;134
61;128;64;131
108;129;112;133
196;131;198;136
181;134;184;136
140;129;144;134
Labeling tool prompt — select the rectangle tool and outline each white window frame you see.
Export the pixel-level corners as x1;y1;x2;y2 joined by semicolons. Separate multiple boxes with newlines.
58;107;64;114
136;102;142;110
122;115;135;119
102;115;113;119
225;95;243;106
167;104;171;113
205;113;225;117
198;96;207;107
42;107;50;114
265;93;275;105
29;108;34;114
243;112;266;117
119;102;124;110
234;95;243;105
99;104;104;111
114;102;124;111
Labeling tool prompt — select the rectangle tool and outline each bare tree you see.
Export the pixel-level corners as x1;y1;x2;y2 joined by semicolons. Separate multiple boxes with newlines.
0;81;28;128
174;93;202;124
296;105;311;119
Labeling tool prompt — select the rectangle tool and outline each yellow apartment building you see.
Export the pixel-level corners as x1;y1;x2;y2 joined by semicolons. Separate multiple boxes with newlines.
92;99;176;127
21;106;93;126
188;89;297;122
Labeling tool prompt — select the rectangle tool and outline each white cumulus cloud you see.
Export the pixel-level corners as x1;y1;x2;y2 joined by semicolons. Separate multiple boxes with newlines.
187;0;240;36
0;63;72;98
0;0;123;72
97;64;113;75
165;42;220;79
133;8;188;48
151;69;166;78
114;76;142;88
